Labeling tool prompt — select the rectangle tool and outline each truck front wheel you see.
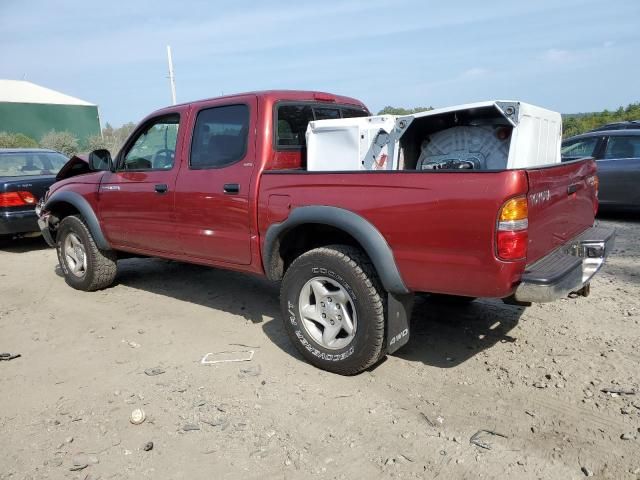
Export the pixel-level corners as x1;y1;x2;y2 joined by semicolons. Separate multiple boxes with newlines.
280;245;385;375
56;215;117;291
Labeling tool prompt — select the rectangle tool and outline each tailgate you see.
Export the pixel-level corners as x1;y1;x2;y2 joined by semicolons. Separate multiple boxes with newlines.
525;159;597;263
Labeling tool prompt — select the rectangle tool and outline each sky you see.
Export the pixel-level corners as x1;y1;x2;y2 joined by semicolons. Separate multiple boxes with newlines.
1;0;639;127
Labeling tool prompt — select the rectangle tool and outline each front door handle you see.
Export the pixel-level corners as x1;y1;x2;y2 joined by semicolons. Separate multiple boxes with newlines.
155;184;168;194
224;183;240;194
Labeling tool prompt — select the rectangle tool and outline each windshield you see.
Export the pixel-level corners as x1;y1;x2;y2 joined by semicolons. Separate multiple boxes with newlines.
0;151;68;177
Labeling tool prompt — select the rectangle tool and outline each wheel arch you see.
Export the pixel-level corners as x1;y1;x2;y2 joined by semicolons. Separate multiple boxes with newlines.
45;191;111;250
263;206;409;295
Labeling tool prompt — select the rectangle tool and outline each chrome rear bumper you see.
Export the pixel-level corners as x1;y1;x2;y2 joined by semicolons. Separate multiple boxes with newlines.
513;226;615;303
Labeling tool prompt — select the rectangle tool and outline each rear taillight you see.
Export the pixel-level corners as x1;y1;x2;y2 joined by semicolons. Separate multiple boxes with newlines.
0;191;38;207
497;196;528;261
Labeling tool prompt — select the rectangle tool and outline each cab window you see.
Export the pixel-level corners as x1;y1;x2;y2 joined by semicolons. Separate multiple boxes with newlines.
190;104;250;169
275;103;368;149
122;114;180;170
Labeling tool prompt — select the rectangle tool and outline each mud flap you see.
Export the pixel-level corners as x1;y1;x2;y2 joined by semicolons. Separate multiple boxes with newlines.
387;292;414;354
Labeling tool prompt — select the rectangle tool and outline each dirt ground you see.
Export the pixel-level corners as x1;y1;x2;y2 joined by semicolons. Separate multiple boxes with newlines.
1;214;639;480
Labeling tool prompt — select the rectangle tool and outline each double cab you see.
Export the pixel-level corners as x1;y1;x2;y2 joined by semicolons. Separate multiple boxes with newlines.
37;90;614;375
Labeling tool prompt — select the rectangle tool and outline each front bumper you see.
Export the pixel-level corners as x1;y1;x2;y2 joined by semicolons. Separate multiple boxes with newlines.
0;209;39;235
513;226;615;303
37;211;56;247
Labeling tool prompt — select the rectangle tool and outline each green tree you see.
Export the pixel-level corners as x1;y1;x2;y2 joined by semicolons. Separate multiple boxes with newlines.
561;102;640;136
0;132;38;148
377;106;433;115
39;130;79;157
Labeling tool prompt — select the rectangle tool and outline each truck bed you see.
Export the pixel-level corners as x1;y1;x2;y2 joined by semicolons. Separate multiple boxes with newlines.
258;158;598;298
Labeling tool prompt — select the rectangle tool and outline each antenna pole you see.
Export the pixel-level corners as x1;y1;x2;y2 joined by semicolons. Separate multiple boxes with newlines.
167;45;177;105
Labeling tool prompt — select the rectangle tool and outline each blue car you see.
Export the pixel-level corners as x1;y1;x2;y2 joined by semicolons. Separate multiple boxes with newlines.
0;148;68;240
562;130;640;211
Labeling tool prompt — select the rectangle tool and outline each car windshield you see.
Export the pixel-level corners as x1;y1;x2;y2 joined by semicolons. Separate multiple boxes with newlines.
0;151;68;177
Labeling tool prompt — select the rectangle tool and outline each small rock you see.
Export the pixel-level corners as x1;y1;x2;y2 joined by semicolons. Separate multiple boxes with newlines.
130;408;146;425
239;365;261;377
183;423;200;432
533;382;548;389
581;466;594;477
621;433;635;440
621;407;631;415
138;329;145;334
69;464;88;471
555;382;565;389
143;441;154;451
384;458;395;466
144;367;165;376
65;436;74;444
124;449;132;455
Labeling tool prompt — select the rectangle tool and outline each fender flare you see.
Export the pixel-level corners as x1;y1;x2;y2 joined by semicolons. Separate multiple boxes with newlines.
263;205;409;295
44;191;112;250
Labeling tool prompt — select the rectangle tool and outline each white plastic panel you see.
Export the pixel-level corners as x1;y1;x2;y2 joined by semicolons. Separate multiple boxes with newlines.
306;116;397;171
306;101;562;171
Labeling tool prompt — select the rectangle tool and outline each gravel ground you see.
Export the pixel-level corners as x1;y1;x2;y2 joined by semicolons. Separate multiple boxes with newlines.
1;214;639;480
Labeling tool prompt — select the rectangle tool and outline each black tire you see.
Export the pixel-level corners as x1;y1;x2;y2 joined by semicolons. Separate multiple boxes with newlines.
280;245;385;375
0;234;12;247
56;215;117;291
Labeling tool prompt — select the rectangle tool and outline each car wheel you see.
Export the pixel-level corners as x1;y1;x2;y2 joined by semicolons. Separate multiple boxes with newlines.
280;245;385;375
56;215;117;291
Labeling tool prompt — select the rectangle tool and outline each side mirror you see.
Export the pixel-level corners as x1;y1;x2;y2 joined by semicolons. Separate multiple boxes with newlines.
88;149;113;172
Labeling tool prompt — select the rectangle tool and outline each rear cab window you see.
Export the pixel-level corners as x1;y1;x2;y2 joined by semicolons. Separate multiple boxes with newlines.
275;102;368;150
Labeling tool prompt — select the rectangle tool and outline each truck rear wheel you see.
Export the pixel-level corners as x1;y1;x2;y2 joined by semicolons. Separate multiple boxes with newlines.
56;215;117;291
280;245;385;375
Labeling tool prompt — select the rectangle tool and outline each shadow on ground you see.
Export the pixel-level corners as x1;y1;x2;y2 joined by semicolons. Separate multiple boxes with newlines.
395;295;524;368
69;256;525;370
0;235;49;253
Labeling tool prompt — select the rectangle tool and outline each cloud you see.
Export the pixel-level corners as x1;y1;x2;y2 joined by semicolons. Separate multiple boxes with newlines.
603;40;615;48
462;67;490;78
543;48;575;63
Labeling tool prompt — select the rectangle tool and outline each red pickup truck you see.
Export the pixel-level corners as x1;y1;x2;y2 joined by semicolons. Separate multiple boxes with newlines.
37;90;614;375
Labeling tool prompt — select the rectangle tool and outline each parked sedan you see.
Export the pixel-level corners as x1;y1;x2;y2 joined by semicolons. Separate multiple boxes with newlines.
561;130;640;211
0;148;68;240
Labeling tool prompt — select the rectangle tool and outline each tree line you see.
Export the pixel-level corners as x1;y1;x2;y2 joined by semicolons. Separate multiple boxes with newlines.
0;122;136;157
1;102;638;156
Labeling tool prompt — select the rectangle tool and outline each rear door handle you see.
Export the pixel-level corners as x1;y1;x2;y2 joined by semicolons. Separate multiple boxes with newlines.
224;183;240;194
154;184;168;194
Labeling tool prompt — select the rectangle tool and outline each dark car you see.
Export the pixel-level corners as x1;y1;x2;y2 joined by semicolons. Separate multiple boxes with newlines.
561;130;640;211
0;148;68;240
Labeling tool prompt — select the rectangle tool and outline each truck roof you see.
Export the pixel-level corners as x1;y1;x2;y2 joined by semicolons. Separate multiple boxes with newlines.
169;89;366;110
